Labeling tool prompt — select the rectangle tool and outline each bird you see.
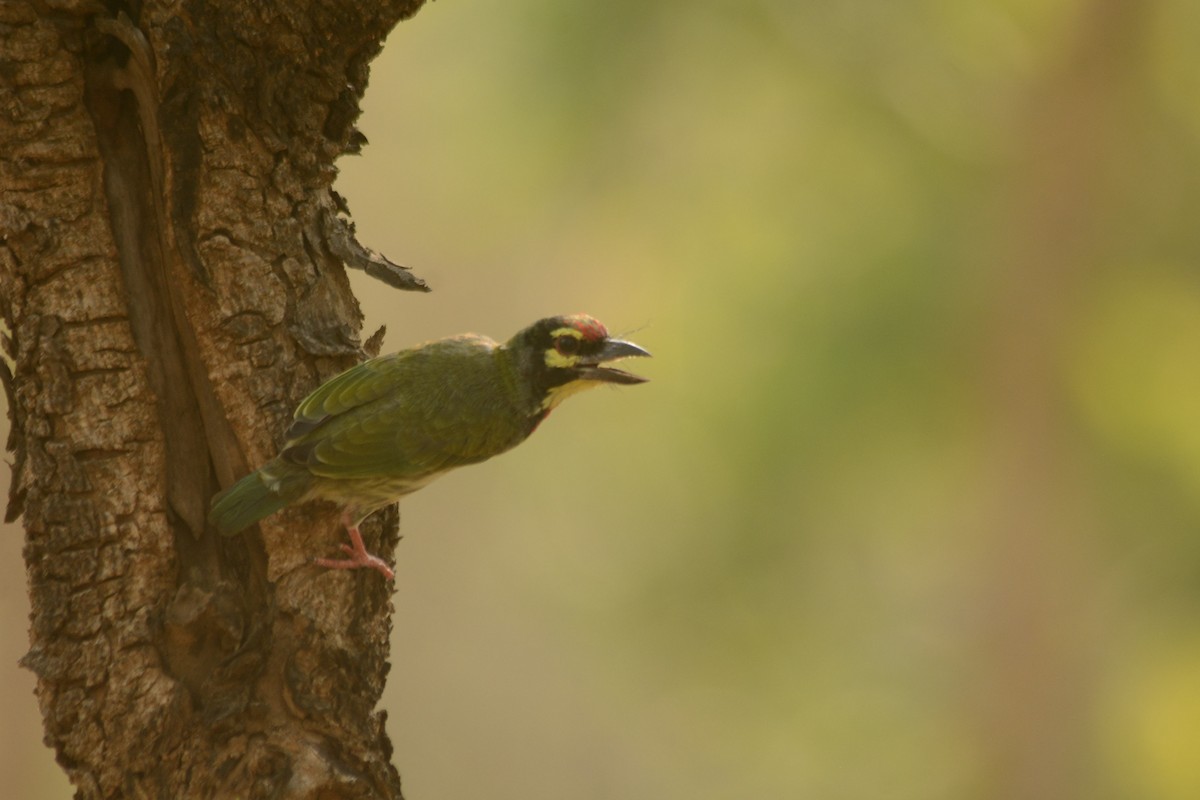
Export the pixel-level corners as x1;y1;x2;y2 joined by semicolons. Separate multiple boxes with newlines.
208;314;650;579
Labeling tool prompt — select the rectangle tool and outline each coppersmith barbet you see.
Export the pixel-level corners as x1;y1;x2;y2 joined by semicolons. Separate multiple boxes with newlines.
208;314;650;579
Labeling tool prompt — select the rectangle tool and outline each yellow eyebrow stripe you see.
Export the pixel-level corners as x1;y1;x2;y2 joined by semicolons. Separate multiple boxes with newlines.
550;327;585;339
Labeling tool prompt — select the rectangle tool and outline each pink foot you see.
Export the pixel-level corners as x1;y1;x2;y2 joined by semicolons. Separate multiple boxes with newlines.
315;522;394;580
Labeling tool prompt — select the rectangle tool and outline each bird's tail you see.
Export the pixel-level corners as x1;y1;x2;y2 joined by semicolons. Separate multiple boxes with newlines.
208;459;312;536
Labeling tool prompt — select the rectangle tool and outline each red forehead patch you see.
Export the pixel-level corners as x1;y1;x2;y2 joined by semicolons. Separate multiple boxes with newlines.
568;315;608;341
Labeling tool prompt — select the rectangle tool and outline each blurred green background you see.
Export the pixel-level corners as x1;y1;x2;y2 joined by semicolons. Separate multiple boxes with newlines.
5;0;1200;797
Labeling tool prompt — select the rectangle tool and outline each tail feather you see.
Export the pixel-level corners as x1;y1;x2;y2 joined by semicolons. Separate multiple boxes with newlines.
209;460;311;536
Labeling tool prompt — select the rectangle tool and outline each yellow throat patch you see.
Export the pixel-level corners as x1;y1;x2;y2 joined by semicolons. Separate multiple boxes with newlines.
540;378;602;411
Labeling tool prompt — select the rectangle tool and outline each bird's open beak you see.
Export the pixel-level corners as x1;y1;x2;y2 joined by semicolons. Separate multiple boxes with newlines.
577;338;651;384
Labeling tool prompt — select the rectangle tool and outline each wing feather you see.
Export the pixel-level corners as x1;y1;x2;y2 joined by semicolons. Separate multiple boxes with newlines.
279;335;527;483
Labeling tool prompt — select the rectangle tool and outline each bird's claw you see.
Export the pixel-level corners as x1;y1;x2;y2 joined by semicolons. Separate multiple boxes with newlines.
314;553;395;580
314;523;395;580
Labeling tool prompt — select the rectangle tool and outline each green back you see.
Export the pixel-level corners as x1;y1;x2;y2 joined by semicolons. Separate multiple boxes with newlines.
281;335;532;481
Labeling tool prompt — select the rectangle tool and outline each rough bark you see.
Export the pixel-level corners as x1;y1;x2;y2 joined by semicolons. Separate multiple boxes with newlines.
1;1;426;796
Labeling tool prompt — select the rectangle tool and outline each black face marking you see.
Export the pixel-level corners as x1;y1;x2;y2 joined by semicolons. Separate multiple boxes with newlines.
508;315;646;417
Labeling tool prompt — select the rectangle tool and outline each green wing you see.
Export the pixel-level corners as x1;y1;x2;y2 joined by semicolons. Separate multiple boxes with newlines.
289;352;411;437
281;336;526;481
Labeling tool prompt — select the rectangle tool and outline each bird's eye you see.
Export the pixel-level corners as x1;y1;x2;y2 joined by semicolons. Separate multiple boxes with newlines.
554;336;580;356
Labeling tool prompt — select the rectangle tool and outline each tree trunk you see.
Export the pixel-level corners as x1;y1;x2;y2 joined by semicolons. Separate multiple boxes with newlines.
1;1;427;796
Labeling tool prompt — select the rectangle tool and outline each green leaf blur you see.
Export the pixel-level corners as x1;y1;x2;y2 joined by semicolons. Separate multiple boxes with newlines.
329;1;1200;799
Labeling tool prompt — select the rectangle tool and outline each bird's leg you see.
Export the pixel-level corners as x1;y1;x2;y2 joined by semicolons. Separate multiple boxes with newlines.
314;510;395;580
